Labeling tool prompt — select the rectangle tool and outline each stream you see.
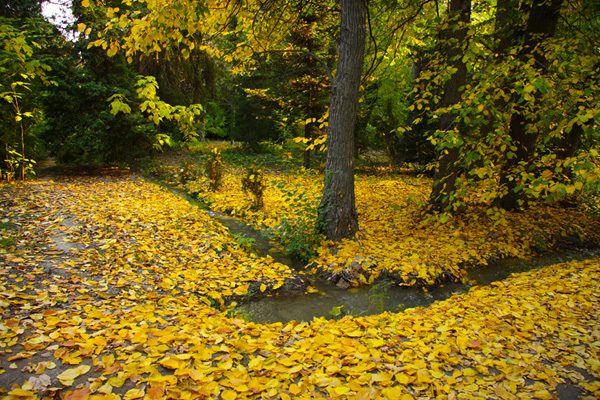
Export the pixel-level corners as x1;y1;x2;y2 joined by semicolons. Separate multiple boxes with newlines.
157;180;600;325
237;250;599;324
208;208;600;324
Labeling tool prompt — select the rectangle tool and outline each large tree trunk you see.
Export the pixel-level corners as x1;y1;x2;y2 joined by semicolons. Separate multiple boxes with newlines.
482;0;522;124
429;0;471;210
497;0;563;210
319;0;367;241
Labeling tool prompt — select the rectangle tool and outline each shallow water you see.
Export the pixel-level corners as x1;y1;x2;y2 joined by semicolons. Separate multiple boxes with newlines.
207;211;305;270
159;181;600;324
236;250;600;324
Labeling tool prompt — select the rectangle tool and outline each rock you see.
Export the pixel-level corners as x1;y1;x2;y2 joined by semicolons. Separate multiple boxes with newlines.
336;278;350;290
348;262;361;270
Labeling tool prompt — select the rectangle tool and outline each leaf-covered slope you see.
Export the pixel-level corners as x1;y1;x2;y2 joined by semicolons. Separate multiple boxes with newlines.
0;175;599;399
178;160;600;286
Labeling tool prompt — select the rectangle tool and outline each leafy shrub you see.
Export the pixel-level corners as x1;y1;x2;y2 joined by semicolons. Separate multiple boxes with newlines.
232;233;257;253
241;166;265;209
1;149;36;181
177;159;199;184
266;180;324;262
328;305;347;320
205;148;223;191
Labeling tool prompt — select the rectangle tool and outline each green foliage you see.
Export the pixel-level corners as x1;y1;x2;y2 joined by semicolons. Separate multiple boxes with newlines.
0;236;15;250
241;166;265;209
403;0;600;211
368;280;393;312
204;102;228;139
1;148;36;181
42;66;154;166
232;233;257;253
218;140;303;171
40;23;155;167
134;76;204;146
0;217;16;250
564;178;600;216
266;179;323;262
228;87;281;148
205;148;223;191
0;16;54;179
327;305;347;320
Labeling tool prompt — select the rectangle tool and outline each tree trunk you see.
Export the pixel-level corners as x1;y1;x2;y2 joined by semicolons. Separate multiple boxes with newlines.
319;0;368;241
557;122;582;160
497;0;563;210
303;121;313;168
479;0;521;134
429;0;471;210
20;122;25;181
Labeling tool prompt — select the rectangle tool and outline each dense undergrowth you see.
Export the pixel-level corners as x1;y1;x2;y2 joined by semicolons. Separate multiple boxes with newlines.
145;141;600;288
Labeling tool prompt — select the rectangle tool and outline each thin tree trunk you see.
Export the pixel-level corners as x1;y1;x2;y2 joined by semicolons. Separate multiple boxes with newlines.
20;122;25;181
429;0;471;210
319;0;368;241
303;121;313;168
14;96;25;181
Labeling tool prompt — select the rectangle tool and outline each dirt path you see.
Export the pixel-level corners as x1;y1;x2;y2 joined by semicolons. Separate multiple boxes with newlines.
0;174;599;399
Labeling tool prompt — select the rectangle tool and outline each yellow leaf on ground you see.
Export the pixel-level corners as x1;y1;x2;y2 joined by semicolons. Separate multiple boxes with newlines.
533;390;554;400
124;388;145;399
289;384;302;395
159;357;183;370
221;390;237;400
8;389;35;397
57;365;91;386
381;387;403;400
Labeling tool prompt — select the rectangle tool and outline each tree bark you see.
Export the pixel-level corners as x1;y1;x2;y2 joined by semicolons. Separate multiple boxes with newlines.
303;121;314;168
429;0;471;210
557;122;582;160
319;0;367;241
497;0;563;210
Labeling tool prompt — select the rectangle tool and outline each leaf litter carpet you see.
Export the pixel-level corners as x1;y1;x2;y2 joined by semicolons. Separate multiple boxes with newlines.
0;175;599;399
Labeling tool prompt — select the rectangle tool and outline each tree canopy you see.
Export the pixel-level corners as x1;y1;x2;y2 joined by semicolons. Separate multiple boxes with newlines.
0;0;598;239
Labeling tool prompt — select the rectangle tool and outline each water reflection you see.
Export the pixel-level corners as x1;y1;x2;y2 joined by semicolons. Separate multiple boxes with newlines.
237;250;600;324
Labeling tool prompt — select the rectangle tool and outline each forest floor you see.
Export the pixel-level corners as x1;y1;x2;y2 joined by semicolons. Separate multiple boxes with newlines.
151;145;600;289
0;167;599;399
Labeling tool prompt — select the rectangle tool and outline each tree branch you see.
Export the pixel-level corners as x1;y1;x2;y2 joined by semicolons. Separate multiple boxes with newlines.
253;49;334;82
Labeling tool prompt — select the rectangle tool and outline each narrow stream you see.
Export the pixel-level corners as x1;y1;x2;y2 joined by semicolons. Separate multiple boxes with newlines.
236;250;599;324
209;207;600;324
157;179;600;324
206;211;305;270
